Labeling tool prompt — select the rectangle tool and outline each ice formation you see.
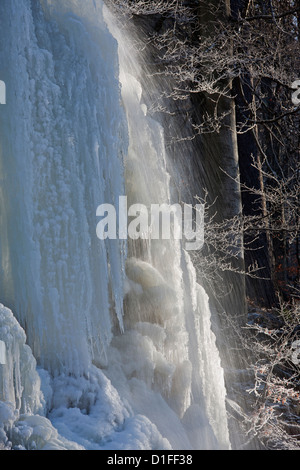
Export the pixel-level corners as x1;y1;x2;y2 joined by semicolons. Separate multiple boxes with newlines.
0;0;230;450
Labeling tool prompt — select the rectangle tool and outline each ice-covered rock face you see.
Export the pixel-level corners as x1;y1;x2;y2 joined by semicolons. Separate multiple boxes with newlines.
0;0;231;450
0;0;127;375
0;303;79;450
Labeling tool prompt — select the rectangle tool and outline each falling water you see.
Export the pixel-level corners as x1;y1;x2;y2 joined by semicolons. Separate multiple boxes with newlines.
0;0;231;450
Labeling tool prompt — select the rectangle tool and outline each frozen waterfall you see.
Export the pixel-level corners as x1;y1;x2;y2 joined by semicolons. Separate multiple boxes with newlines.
0;0;231;450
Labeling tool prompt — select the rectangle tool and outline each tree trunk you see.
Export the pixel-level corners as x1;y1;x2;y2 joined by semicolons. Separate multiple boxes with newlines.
195;0;247;321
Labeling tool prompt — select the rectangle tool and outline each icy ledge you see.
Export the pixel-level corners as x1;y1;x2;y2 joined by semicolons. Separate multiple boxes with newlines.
0;304;171;450
0;304;78;450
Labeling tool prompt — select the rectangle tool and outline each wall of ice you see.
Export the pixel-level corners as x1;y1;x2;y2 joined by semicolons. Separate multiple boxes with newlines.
0;0;231;450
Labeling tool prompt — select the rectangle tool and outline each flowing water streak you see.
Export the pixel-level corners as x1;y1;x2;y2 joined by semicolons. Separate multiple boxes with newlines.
104;6;231;450
0;0;230;450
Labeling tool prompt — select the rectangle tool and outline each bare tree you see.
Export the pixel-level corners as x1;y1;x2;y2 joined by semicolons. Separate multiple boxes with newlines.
108;0;299;303
241;298;300;449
